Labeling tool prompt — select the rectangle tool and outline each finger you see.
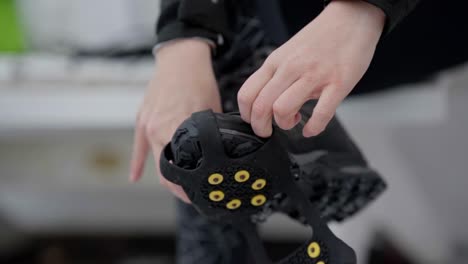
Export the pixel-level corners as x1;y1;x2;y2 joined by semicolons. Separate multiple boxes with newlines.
166;180;191;203
158;172;191;203
130;122;150;182
250;68;298;137
154;141;192;204
272;78;320;130
303;86;345;137
237;65;275;124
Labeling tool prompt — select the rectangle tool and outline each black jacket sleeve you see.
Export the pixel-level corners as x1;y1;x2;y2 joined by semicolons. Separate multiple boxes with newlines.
156;0;421;51
361;0;421;33
156;0;236;55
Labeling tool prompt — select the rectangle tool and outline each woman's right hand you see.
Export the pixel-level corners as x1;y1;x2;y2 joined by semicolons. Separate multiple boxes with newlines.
129;39;222;203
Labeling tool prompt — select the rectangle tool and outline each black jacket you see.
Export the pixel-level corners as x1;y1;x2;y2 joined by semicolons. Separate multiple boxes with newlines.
156;0;420;55
155;0;468;95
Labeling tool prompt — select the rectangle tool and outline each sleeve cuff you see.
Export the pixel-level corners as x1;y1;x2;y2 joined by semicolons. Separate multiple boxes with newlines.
156;21;226;56
361;0;397;34
324;0;418;35
153;37;216;56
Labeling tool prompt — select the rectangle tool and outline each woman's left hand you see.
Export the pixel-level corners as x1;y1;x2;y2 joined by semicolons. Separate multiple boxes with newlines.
237;0;386;137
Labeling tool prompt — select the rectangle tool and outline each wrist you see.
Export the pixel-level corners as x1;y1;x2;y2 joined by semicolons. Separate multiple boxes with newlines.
325;0;386;38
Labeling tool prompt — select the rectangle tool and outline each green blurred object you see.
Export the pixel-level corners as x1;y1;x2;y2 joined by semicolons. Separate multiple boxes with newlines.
0;0;25;52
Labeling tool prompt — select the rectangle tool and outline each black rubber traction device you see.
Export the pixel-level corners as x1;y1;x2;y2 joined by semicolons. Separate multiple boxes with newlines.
160;109;386;264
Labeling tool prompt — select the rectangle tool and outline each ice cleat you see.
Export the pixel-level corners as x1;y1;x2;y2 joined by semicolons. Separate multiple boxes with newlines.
160;108;386;264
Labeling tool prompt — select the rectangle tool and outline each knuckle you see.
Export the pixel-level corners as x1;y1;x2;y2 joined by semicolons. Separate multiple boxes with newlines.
145;121;160;136
324;67;346;88
237;89;253;106
281;62;298;76
264;51;280;65
285;57;301;69
304;60;319;72
302;72;318;85
331;77;346;91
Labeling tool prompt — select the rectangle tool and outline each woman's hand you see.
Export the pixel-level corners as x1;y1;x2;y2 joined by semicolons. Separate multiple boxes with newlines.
130;39;222;203
237;0;385;137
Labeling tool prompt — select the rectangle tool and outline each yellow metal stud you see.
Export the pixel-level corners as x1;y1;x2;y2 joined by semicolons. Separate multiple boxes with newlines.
251;194;267;206
209;191;225;202
251;179;267;190
208;173;224;185
234;170;250;182
307;242;321;258
226;199;242;210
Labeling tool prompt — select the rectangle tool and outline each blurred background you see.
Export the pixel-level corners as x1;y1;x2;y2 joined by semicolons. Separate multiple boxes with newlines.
0;0;467;263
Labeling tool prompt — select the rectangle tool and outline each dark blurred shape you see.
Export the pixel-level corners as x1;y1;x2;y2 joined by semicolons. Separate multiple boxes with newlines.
366;232;419;264
0;234;307;264
74;46;154;59
0;235;175;264
0;216;31;263
38;245;67;264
